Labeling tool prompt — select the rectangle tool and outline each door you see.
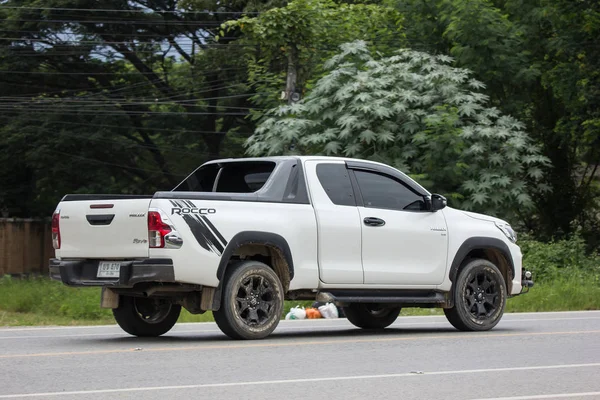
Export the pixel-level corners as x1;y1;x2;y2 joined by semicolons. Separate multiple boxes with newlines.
304;160;363;284
352;169;449;285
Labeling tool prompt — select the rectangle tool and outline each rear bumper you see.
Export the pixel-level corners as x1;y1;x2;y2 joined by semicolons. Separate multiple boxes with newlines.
49;258;175;288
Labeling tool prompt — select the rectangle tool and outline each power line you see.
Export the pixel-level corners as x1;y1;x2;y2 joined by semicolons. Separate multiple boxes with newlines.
0;107;249;116
0;15;401;26
0;70;173;75
0;78;163;96
0;117;241;135
0;92;259;104
0;78;258;104
12;123;213;157
0;101;262;110
4;18;230;26
0;6;261;14
46;149;188;177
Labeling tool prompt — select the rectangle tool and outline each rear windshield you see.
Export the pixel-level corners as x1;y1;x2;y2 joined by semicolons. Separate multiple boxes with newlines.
173;161;276;193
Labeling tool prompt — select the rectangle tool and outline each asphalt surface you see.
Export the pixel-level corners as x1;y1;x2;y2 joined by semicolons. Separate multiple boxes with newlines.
0;311;599;400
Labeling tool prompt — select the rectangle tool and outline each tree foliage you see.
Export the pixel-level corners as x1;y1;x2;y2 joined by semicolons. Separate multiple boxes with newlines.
221;0;403;110
248;41;549;217
0;0;255;216
0;0;599;250
390;0;600;243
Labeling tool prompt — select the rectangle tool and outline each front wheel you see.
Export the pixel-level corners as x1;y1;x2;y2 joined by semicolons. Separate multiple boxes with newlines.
343;303;401;329
113;296;181;337
444;258;507;331
213;260;284;340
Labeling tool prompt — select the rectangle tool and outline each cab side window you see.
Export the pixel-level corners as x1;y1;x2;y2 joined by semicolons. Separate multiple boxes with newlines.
316;164;356;206
354;170;426;211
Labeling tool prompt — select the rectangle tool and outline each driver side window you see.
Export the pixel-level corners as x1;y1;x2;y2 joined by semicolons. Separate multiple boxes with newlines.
354;170;426;211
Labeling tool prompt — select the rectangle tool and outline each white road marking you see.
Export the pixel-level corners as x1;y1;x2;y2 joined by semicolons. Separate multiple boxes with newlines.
1;316;600;339
1;363;599;398
473;392;600;400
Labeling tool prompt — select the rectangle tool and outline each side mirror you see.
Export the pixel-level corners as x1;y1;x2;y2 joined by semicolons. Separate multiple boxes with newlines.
430;194;447;211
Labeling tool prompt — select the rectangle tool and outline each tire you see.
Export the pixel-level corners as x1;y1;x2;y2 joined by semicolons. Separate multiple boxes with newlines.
213;260;284;340
112;295;181;337
444;258;507;331
343;303;401;329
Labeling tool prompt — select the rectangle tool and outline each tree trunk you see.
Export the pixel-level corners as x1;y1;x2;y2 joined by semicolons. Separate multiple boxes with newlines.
286;44;299;104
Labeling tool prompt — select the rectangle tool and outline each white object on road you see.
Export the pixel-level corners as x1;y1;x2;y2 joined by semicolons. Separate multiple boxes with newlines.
318;303;339;319
285;306;306;320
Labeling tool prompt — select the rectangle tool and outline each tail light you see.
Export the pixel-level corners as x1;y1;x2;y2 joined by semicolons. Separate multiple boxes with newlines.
51;210;61;249
148;211;172;248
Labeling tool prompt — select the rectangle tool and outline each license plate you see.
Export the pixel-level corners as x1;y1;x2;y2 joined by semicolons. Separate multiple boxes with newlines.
97;262;121;278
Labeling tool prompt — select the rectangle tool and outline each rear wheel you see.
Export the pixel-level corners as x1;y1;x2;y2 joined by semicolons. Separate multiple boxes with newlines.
113;296;181;337
343;303;401;329
444;258;507;331
213;261;284;340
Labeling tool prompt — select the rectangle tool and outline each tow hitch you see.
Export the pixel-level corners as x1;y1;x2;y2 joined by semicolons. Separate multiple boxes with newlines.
520;270;534;294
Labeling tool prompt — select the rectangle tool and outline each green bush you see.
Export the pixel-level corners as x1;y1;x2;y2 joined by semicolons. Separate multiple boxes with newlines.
519;233;600;284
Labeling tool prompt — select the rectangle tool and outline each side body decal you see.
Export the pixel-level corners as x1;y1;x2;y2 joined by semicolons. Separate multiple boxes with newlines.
171;200;227;256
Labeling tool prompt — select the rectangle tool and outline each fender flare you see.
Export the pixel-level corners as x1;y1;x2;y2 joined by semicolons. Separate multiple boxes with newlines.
211;231;294;311
215;231;294;281
448;237;515;284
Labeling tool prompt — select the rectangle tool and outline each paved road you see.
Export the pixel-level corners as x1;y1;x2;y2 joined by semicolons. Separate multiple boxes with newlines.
0;311;599;399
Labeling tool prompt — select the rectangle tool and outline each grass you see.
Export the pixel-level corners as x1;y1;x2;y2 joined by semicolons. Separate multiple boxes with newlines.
505;277;600;312
1;275;599;327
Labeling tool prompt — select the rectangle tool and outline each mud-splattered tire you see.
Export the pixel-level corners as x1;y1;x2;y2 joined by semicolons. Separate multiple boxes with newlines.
343;303;401;329
444;258;507;331
213;261;284;340
113;296;181;337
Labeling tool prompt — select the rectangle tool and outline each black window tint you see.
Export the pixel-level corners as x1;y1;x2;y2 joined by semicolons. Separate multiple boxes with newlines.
316;164;356;206
172;164;219;192
354;170;426;211
172;162;275;193
244;172;273;191
215;162;275;193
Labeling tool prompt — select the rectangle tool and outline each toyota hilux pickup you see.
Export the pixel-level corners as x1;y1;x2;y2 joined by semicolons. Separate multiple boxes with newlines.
49;156;533;340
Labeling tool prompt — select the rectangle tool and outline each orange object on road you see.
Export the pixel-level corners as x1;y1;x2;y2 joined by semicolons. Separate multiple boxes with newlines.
305;308;322;319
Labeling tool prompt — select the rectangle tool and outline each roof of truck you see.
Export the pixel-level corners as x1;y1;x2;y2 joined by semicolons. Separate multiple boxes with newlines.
203;155;430;196
205;155;386;166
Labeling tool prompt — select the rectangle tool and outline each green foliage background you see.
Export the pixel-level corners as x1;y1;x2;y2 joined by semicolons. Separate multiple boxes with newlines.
247;41;549;217
0;0;599;250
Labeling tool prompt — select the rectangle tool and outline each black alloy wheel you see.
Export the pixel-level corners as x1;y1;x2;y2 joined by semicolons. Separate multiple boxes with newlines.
133;297;174;324
213;260;284;340
113;296;181;337
344;303;401;329
235;274;276;327
463;269;501;320
444;259;507;331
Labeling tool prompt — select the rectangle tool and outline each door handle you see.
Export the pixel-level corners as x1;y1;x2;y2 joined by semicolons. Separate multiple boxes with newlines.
86;214;115;226
363;217;385;227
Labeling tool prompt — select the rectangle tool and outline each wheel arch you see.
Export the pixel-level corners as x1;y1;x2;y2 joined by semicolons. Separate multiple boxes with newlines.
448;237;515;295
211;231;294;310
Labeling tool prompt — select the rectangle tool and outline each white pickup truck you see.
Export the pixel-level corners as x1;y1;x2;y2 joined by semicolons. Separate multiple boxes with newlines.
49;156;533;340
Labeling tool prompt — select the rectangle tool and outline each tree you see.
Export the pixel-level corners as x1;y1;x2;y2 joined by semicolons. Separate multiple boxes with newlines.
221;0;403;111
388;0;600;246
247;41;550;219
0;0;257;216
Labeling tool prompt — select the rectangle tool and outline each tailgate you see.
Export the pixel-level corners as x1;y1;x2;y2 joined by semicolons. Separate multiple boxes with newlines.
56;196;152;259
